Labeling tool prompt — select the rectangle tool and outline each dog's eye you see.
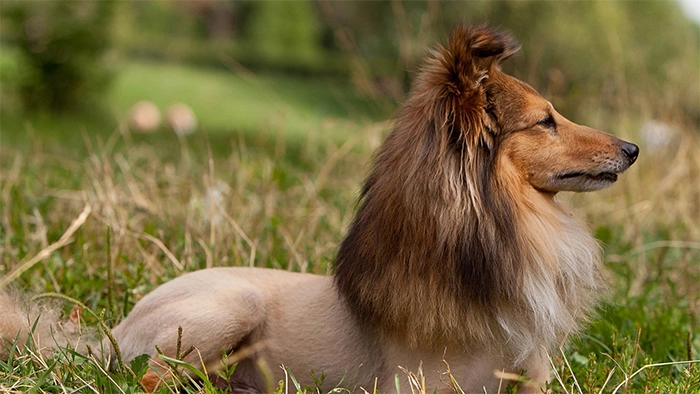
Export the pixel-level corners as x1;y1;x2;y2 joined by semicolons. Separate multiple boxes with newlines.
537;115;556;130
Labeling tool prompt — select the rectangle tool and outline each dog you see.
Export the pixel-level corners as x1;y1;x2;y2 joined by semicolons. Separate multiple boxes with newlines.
0;25;638;393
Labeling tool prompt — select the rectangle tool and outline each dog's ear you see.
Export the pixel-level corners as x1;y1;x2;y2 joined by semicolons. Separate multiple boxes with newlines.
464;25;520;62
442;24;520;90
416;25;518;148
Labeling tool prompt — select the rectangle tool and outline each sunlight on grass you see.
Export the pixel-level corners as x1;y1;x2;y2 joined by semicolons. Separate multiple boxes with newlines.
108;60;382;141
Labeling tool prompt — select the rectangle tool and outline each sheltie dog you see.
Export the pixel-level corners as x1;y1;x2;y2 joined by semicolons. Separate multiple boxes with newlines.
0;25;638;393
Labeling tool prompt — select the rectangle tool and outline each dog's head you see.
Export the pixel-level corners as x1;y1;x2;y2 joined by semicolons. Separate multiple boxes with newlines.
486;69;639;193
423;24;638;194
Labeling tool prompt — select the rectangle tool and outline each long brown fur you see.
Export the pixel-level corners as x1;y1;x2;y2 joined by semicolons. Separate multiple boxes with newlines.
0;25;638;393
335;24;629;362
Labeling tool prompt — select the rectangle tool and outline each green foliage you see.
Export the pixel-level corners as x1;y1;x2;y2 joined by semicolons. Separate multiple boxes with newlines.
8;0;691;115
105;1;343;75
2;1;114;114
313;1;699;121
246;0;323;70
470;1;699;122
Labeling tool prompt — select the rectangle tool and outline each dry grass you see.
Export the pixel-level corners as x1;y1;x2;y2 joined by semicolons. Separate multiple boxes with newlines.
577;120;700;305
2;115;699;392
1;64;699;394
0;118;383;295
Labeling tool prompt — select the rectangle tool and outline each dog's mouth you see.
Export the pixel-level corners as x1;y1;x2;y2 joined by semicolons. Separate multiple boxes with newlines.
558;171;618;183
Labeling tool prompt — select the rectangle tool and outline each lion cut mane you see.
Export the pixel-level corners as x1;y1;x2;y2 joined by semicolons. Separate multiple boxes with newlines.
1;24;639;394
336;25;602;361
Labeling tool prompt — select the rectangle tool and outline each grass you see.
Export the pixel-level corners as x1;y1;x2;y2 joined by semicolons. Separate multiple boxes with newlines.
0;51;386;163
108;60;384;140
1;56;700;393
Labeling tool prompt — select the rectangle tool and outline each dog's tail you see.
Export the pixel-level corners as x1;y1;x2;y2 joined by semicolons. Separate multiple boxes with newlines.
0;288;97;360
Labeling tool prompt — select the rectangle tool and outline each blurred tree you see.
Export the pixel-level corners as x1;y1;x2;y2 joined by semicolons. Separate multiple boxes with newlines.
319;0;698;122
4;1;114;114
246;0;323;69
183;0;237;39
3;0;693;124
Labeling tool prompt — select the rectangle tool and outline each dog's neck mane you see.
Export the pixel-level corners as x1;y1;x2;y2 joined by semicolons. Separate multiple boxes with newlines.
334;138;602;360
333;26;603;361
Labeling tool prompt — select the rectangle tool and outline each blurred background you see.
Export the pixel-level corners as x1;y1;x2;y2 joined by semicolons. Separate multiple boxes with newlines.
0;0;697;147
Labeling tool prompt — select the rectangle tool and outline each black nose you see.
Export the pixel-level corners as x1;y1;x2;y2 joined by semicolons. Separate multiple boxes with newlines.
621;142;639;164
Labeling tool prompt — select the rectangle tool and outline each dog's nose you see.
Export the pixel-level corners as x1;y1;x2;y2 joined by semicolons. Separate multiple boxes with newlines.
621;142;639;164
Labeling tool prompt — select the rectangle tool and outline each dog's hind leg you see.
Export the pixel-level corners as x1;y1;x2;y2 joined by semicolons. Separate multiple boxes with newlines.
110;274;267;392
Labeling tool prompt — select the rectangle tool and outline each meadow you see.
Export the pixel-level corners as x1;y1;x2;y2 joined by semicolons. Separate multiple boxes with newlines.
1;56;699;393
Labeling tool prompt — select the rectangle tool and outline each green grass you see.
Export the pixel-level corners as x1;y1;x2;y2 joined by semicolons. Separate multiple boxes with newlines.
0;53;385;163
1;57;700;393
108;60;384;139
